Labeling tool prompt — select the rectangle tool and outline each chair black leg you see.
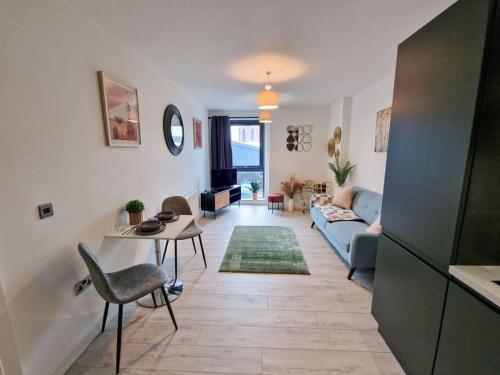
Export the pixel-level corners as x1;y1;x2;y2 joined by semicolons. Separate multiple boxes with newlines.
174;240;178;281
311;221;315;228
198;235;207;268
347;267;356;280
161;240;169;264
101;302;109;333
116;304;123;374
160;286;178;330
151;291;157;308
191;237;197;254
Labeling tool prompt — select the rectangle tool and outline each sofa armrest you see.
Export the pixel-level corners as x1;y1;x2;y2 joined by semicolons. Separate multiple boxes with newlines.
348;232;380;268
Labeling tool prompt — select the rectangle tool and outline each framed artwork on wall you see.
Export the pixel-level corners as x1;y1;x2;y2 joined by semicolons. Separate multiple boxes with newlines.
98;71;141;147
375;107;391;152
193;118;202;149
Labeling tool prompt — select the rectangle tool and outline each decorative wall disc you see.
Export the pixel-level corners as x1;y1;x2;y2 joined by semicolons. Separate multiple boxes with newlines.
303;142;312;152
334;127;342;144
328;138;336;157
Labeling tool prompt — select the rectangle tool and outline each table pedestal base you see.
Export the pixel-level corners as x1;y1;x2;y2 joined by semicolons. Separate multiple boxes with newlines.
136;279;183;307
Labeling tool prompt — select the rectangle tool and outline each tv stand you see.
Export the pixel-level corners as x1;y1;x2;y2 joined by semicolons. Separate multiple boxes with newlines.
200;185;241;219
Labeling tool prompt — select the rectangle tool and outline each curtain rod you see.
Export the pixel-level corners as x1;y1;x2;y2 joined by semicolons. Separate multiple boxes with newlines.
208;116;258;119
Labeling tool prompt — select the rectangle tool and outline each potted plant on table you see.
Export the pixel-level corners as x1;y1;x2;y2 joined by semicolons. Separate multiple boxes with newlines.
281;175;304;212
245;181;261;200
125;199;145;225
328;158;356;187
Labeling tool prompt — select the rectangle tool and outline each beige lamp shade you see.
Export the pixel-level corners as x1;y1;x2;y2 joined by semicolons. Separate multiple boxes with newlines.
259;111;273;123
257;89;279;109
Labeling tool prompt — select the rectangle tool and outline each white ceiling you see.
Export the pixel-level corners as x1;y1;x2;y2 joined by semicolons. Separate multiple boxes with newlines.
71;0;456;110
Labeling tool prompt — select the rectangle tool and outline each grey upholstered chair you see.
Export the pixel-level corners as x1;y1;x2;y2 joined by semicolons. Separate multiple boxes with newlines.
161;196;207;281
78;243;177;374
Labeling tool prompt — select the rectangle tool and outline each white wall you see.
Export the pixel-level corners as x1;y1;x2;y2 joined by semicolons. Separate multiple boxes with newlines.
269;106;330;194
346;74;395;193
0;1;208;374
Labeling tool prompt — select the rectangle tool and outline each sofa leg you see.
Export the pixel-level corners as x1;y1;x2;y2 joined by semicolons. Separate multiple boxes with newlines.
310;221;315;228
347;267;356;280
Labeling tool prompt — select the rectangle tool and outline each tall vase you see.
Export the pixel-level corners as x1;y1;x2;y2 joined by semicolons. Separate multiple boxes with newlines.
288;198;294;212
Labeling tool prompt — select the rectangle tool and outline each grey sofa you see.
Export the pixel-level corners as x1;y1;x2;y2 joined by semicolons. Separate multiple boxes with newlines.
310;187;382;279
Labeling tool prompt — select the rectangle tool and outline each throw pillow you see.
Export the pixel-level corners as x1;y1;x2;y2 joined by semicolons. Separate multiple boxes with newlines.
332;186;354;209
367;216;382;234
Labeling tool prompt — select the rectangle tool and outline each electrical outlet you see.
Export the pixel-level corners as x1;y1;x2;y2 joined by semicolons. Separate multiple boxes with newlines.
74;275;92;296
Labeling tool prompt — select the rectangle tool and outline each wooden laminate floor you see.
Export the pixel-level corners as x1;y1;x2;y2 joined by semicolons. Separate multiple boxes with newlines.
68;205;404;375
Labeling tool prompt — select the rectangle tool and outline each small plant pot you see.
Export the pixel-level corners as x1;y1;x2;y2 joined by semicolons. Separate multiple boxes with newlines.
129;212;143;225
288;198;294;212
252;192;258;200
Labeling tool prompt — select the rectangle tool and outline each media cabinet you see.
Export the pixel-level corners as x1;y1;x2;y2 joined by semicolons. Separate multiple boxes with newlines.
200;185;241;219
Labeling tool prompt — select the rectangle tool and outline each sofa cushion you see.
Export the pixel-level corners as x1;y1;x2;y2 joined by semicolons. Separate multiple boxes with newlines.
352;187;382;225
367;216;382;234
332;186;354;209
324;220;369;252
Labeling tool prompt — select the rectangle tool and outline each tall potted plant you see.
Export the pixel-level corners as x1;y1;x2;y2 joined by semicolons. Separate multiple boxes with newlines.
125;199;145;225
281;175;304;211
245;181;261;200
328;159;356;187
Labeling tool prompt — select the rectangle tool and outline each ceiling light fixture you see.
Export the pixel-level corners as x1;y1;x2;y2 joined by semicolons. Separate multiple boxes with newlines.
257;71;279;110
259;111;272;123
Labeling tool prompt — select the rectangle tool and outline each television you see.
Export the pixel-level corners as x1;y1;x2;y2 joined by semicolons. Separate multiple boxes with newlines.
211;168;237;188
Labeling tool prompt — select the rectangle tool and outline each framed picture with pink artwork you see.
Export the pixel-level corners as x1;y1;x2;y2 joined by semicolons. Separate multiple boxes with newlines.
98;71;141;147
193;118;202;149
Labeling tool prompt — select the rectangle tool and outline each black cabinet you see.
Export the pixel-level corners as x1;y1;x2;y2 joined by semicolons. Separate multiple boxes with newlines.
373;1;500;374
372;235;448;375
381;0;492;273
457;1;500;266
200;185;241;219
434;283;500;375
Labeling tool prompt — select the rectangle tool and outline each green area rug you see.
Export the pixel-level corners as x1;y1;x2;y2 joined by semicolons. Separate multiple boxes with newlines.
219;226;310;274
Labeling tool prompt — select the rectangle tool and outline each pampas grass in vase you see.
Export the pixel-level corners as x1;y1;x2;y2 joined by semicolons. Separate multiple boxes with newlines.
281;175;304;212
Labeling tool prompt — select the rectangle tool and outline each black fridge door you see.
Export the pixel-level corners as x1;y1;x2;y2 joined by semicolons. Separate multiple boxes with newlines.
381;0;492;273
372;235;448;375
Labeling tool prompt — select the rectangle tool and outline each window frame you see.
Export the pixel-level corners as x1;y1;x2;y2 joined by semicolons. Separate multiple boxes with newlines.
229;119;264;172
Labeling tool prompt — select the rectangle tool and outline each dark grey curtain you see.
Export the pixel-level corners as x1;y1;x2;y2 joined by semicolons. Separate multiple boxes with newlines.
210;116;233;169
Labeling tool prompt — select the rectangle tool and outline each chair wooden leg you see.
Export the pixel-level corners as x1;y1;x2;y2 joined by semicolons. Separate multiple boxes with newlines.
347;267;356;280
161;240;169;264
101;302;109;333
116;304;123;374
151;291;157;308
174;240;178;281
198;235;207;268
160;286;178;330
191;237;197;254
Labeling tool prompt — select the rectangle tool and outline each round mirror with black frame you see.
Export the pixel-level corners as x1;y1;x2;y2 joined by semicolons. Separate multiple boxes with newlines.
163;104;184;155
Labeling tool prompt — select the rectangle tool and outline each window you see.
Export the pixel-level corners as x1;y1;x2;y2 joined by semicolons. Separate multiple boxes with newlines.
230;120;264;200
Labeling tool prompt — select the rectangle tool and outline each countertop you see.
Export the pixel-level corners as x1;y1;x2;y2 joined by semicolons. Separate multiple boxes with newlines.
449;265;500;308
